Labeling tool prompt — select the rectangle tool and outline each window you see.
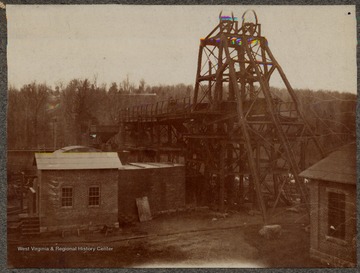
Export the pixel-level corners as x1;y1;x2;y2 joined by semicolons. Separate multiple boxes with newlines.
61;187;73;207
89;186;100;206
328;191;346;240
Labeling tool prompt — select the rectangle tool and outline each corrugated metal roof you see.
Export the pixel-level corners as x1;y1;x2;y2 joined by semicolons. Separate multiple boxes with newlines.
53;146;101;154
121;162;184;170
35;152;122;170
299;143;356;185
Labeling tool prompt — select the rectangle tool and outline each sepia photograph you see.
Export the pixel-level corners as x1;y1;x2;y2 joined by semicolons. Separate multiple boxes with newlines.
5;4;357;268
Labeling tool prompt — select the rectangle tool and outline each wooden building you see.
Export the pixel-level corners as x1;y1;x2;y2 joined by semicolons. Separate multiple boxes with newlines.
118;162;186;223
300;143;356;267
32;152;121;233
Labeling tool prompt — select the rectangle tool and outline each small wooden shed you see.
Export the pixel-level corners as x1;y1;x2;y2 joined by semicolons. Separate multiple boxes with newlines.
299;143;356;267
118;162;186;223
33;152;122;233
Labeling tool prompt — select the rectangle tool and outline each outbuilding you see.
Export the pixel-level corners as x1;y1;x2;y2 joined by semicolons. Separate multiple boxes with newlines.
299;143;356;267
118;162;186;223
32;152;121;233
19;147;186;234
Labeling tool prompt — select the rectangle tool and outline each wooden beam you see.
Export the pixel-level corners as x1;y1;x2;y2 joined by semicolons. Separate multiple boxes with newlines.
223;35;268;223
244;39;310;212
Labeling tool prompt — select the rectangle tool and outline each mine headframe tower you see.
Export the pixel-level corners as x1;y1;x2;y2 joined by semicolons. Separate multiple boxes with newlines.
185;11;324;222
119;11;324;223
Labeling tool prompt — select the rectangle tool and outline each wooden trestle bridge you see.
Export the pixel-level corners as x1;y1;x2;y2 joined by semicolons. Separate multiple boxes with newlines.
97;11;325;223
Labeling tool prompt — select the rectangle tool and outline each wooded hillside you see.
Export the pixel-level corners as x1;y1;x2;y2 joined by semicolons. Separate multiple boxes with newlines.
7;78;356;154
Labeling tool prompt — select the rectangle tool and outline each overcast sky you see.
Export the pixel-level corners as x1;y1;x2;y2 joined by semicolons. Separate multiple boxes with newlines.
7;5;357;93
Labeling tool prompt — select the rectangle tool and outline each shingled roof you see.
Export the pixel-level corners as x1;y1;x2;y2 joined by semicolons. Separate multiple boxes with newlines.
299;143;356;185
35;152;122;170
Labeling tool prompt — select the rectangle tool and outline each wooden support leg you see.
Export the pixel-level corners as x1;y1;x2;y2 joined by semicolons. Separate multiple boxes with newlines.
219;141;225;212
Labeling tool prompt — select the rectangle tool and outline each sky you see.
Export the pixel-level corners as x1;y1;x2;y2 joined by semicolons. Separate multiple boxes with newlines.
6;5;357;93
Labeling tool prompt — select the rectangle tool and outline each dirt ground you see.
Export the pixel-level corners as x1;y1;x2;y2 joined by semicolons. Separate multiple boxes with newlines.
8;207;328;268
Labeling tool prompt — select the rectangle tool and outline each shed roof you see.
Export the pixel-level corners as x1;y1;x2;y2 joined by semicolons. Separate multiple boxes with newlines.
299;143;356;185
35;152;122;170
121;162;184;170
53;145;101;154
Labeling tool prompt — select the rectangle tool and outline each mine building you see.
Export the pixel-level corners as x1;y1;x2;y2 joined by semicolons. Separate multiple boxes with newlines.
32;151;121;233
300;143;356;267
15;146;186;235
118;162;185;223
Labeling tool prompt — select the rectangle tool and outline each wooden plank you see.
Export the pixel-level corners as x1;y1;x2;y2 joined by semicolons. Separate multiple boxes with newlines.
136;196;152;222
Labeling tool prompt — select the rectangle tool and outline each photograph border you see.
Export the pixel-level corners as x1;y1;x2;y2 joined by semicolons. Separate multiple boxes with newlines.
0;0;358;272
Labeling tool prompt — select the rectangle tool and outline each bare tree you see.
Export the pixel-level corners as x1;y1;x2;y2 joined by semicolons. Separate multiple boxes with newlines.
21;83;49;148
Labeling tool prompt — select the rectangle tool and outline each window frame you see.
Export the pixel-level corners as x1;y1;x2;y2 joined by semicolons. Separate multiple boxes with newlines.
88;185;100;207
326;187;347;241
61;186;73;208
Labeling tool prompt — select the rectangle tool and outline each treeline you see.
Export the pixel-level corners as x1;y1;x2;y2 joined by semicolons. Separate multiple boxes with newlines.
7;78;192;150
272;87;356;136
271;87;356;154
7;78;356;151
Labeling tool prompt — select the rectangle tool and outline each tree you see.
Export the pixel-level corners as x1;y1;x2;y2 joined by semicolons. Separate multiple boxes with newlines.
138;79;146;94
60;79;101;145
21;83;49;148
108;82;118;95
7;86;22;149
